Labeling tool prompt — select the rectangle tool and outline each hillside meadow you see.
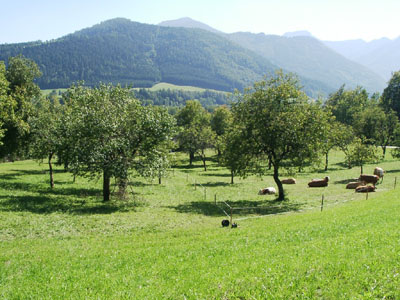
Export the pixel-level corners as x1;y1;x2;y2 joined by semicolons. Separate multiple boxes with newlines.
1;150;400;299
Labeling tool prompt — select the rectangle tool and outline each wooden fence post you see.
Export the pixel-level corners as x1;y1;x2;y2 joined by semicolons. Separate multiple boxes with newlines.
321;194;324;212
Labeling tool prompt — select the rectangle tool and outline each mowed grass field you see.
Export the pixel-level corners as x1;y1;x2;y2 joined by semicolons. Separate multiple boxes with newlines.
1;150;400;299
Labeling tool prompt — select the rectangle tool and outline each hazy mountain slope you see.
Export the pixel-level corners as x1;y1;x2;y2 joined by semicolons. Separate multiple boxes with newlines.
323;38;391;61
357;38;400;80
159;17;222;34
324;38;400;80
227;33;386;93
159;17;386;94
0;18;277;91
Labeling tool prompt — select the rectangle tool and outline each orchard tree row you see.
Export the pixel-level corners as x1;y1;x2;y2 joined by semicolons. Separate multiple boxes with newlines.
1;56;400;201
176;71;400;200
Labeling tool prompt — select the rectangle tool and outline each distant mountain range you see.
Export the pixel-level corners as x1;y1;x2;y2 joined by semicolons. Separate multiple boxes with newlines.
323;38;400;80
158;18;387;94
0;17;395;96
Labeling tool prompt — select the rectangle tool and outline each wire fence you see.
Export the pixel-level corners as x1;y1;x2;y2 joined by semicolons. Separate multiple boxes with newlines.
184;171;398;225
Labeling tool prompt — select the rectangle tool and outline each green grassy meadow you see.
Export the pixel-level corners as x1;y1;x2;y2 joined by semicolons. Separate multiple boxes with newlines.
1;150;400;299
43;83;223;98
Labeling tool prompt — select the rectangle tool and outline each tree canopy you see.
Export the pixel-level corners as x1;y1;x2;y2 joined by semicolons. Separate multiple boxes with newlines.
0;56;42;158
381;71;400;118
62;84;175;201
232;71;330;200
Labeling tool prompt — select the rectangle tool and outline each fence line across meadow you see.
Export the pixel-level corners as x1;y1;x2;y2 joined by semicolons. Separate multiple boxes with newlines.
183;171;398;225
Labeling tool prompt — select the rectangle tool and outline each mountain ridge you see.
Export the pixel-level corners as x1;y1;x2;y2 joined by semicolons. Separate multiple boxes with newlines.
0;18;278;91
159;17;386;94
0;17;389;96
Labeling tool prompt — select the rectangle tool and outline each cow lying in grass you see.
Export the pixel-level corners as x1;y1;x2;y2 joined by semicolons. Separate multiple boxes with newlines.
258;187;276;195
308;176;329;187
346;181;363;189
282;178;296;184
355;185;376;193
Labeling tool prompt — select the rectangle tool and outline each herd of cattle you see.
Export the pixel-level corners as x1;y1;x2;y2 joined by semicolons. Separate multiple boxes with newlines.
258;167;385;195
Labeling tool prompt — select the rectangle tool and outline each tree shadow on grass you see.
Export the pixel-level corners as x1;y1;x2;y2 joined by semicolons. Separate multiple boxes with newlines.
10;169;65;175
200;182;230;187
385;169;400;174
172;165;205;172
168;199;302;217
0;180;40;192
0;194;140;215
334;178;359;184
200;173;232;178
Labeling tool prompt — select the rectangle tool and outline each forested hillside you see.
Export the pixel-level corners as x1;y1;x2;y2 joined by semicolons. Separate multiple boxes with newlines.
0;18;277;91
159;18;386;94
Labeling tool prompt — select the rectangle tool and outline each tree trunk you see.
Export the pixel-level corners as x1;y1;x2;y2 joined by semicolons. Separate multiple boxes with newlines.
189;151;195;166
382;146;386;158
325;152;329;171
103;170;111;202
268;158;272;170
117;177;128;198
272;164;284;201
201;150;207;171
48;152;54;189
158;176;162;185
360;164;363;175
231;170;234;184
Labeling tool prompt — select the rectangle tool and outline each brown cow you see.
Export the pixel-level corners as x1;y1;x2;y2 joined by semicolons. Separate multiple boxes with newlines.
282;178;296;184
308;176;329;187
359;174;379;186
346;181;363;189
355;185;376;193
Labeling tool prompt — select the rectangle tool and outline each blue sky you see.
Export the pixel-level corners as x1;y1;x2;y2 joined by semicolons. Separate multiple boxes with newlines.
1;0;399;43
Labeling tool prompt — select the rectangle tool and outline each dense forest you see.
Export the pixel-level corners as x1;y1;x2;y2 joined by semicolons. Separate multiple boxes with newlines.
0;18;277;92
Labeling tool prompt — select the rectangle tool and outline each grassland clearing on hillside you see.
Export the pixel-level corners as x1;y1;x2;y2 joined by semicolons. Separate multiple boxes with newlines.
0;150;400;298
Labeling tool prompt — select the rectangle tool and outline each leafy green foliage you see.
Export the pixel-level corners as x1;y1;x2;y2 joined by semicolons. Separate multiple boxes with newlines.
325;85;372;126
345;138;380;174
0;56;41;158
176;100;215;169
62;83;175;201
232;71;330;200
28;96;64;188
381;71;400;118
211;105;232;158
353;105;399;157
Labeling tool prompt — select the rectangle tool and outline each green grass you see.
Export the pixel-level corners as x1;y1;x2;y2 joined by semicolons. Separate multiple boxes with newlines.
43;83;223;97
41;88;67;96
1;150;400;298
133;82;225;93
